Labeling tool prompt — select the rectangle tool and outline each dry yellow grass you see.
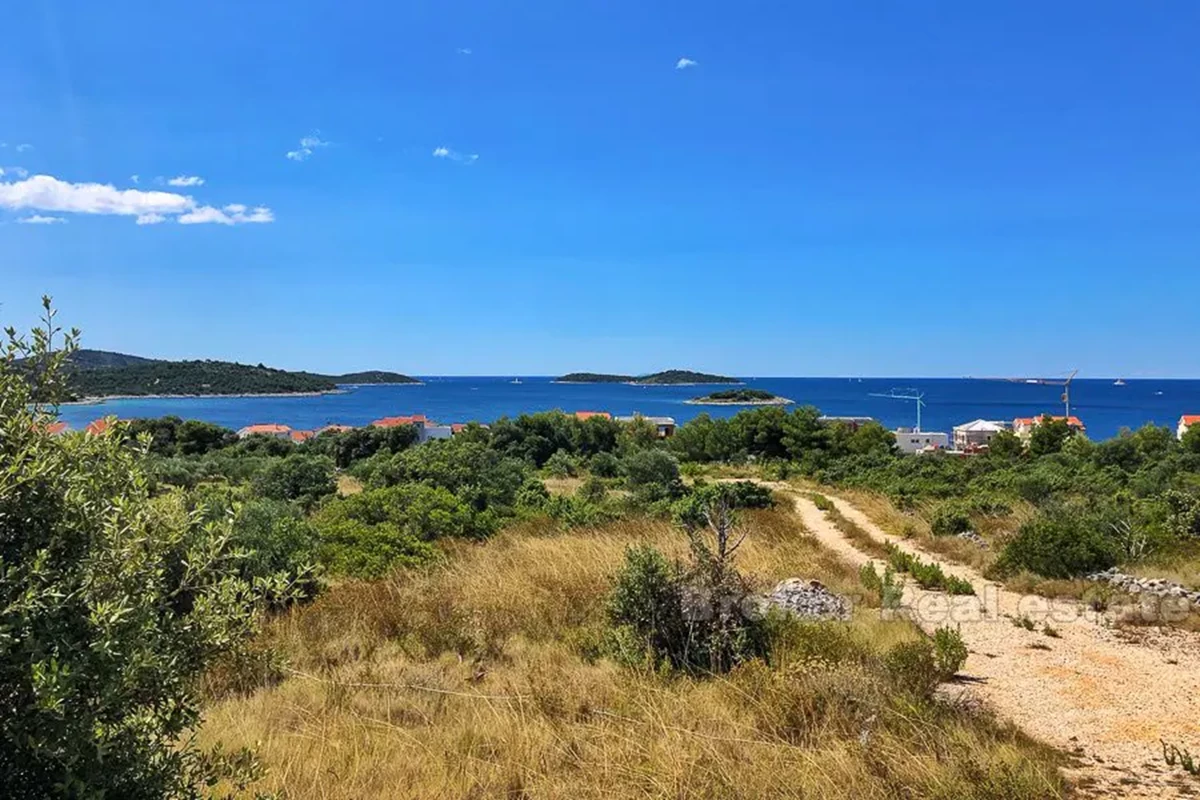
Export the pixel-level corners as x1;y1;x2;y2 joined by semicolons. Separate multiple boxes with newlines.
201;509;1066;799
336;474;364;496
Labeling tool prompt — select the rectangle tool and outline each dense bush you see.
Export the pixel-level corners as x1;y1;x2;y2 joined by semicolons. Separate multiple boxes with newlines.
996;504;1121;578
251;453;337;509
929;501;972;536
622;448;683;501
232;499;321;600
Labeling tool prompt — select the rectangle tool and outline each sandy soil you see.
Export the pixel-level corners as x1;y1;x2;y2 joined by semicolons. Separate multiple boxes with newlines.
783;488;1200;799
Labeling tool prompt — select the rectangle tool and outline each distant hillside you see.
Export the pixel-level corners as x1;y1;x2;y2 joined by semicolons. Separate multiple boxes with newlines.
635;370;739;385
66;349;161;370
16;349;418;398
555;369;739;385
68;360;338;398
555;372;635;383
333;370;421;385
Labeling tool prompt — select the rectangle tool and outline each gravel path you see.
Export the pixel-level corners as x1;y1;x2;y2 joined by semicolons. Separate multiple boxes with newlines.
786;490;1200;799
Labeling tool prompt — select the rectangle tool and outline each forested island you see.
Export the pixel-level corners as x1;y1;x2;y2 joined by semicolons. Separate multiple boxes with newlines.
687;388;794;405
37;349;420;399
556;369;740;385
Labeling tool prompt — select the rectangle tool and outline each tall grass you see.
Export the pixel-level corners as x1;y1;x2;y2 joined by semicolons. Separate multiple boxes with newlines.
201;509;1065;799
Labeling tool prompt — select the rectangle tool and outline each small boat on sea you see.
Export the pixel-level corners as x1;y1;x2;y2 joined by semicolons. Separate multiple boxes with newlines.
1113;378;1126;386
510;378;522;385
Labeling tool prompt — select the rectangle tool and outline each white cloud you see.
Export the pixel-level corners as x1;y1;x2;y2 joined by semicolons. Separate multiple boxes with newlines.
676;57;698;70
432;146;478;164
14;143;32;153
18;214;66;224
178;204;273;225
456;47;472;55
286;133;330;161
0;174;273;226
130;174;140;184
167;174;205;187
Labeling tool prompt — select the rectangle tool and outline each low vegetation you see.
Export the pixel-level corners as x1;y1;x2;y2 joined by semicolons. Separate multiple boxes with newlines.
555;369;739;384
688;388;792;404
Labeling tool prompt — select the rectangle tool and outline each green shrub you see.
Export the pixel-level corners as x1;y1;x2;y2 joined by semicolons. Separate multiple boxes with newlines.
606;545;688;670
929;501;972;536
884;640;940;696
578;475;608;503
932;626;968;678
885;544;974;595
996;505;1121;578
544;449;579;478
589;451;621;478
251;453;336;509
514;477;551;509
622;449;683;501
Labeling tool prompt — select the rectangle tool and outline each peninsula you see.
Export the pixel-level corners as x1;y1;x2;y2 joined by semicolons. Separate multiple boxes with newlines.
31;350;420;400
686;388;794;405
555;369;740;385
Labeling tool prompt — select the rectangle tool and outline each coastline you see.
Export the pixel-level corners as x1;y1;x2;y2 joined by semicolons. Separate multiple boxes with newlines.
685;397;794;406
60;389;350;406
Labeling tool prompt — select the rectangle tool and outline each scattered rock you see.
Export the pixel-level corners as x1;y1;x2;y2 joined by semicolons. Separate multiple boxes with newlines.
957;529;989;548
1086;568;1200;609
763;578;851;621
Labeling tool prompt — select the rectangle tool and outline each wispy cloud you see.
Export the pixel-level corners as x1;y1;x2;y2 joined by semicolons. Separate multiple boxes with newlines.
432;146;479;164
14;143;32;153
675;57;698;70
456;47;472;55
130;174;140;184
18;214;66;224
179;204;273;225
286;133;330;162
166;175;205;187
0;174;273;226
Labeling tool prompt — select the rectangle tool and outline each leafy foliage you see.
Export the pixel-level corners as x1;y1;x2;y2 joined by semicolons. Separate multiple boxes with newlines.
0;299;273;797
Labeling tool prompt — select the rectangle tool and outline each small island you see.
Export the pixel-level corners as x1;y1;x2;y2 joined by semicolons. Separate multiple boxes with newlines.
555;369;741;385
686;388;794;406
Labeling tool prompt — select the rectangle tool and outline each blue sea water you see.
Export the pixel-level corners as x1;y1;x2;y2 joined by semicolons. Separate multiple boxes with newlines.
53;377;1200;441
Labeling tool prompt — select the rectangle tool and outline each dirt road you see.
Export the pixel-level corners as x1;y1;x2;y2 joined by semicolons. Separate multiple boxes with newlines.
787;490;1200;798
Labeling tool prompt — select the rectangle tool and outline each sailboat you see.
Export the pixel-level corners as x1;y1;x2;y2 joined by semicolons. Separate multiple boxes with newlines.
510;377;522;385
1113;378;1126;386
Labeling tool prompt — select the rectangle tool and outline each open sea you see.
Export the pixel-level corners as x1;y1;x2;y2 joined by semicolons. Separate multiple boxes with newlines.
51;377;1200;441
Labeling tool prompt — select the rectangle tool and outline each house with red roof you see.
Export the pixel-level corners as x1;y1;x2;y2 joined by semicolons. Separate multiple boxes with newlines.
290;429;315;443
237;423;293;440
371;414;427;428
1012;415;1086;441
574;411;612;421
1178;415;1200;440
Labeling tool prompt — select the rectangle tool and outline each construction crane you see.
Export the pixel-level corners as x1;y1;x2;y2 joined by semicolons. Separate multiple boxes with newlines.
869;388;926;431
1002;369;1079;417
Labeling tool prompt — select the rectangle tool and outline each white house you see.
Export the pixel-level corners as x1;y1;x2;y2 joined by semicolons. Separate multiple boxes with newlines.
893;427;949;454
615;414;677;438
1179;415;1200;440
953;419;1007;451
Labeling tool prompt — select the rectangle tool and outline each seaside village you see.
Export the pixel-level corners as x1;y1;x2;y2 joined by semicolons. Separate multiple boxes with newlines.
47;409;1200;453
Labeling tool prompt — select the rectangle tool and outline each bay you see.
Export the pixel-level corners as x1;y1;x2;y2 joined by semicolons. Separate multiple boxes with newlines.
53;377;1200;441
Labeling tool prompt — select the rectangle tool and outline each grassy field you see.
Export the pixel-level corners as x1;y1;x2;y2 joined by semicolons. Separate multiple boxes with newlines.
202;507;1065;799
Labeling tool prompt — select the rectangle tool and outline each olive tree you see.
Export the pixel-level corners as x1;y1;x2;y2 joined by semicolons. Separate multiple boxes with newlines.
0;299;272;797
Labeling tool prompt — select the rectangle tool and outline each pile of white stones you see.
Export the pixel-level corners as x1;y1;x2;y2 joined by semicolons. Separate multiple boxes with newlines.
763;578;852;621
1086;568;1200;607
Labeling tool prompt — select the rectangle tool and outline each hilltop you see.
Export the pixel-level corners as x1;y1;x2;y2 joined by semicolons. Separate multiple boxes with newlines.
556;369;740;385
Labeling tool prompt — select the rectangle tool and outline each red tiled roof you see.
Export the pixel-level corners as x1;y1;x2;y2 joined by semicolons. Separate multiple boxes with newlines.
450;423;467;434
240;423;292;434
574;411;612;421
85;418;113;436
1014;415;1085;429
371;414;426;428
290;430;315;443
1181;415;1200;426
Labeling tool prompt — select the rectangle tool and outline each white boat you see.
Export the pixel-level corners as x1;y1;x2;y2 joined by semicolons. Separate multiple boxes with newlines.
510;378;522;385
1113;378;1126;386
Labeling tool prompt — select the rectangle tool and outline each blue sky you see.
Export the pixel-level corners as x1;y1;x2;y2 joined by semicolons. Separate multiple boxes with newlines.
3;1;1199;377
